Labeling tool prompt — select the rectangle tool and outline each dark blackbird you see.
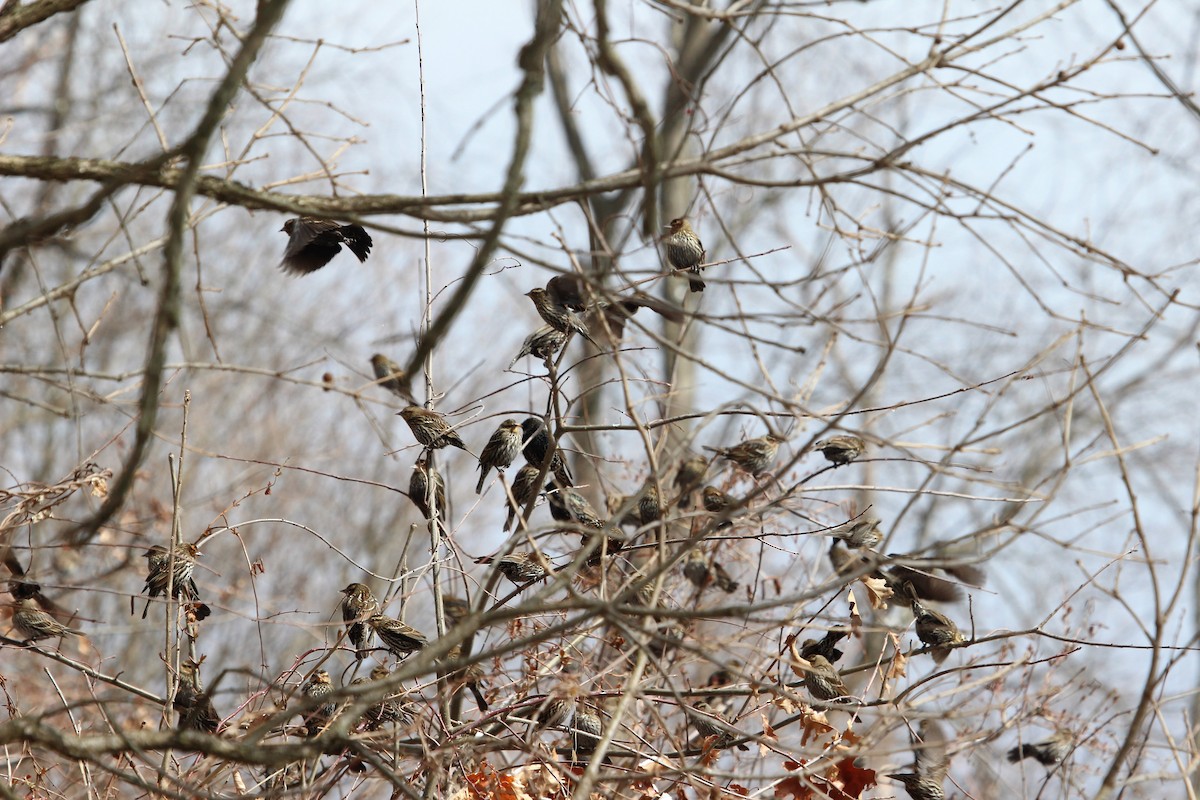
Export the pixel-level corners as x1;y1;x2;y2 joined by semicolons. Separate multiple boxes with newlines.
504;464;543;532
812;435;866;466
1007;730;1072;766
798;628;850;664
664;217;707;292
279;217;372;275
520;417;573;486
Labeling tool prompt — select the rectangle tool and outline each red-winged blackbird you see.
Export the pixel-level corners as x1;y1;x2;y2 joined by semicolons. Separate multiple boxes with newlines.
279;217;372;275
504;464;543;532
510;325;568;368
11;598;81;642
141;542;201;619
175;659;221;733
547;273;686;337
799;628;851;664
301;670;336;737
796;653;850;701
828;540;883;580
476;551;548;584
702;486;737;529
888;719;950;800
664;217;707;292
688;701;749;751
368;614;428;658
682;549;711;588
829;515;882;548
812;435;866;466
340;583;380;661
568;709;604;760
441;595;472;627
886;549;985;603
370;354;415;403
909;594;964;664
525;287;596;345
354;665;414;729
546;273;592;310
1007;730;1072;766
674;454;708;509
476;419;523;494
399;405;467;451
441;644;489;711
712;561;739;593
409;455;447;523
705;434;785;476
520;417;574;486
545;483;605;529
638;484;663;524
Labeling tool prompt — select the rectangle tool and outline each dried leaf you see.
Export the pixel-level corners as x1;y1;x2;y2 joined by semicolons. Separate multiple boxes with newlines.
730;784;750;796
861;575;893;609
846;589;862;635
800;706;834;745
884;635;907;694
773;694;801;714
774;774;812;800
833;757;877;799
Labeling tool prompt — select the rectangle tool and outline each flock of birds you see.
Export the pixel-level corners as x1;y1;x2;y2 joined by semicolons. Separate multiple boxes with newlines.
2;216;1072;797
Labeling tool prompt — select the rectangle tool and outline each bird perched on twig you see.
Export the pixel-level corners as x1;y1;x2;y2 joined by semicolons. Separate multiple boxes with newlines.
504;464;543;532
545;484;605;529
1007;729;1072;766
827;515;883;549
409;456;447;524
796;653;851;702
638;484;664;524
674;454;708;509
353;665;414;730
664;217;707;292
339;583;379;661
812;435;866;466
175;659;221;733
545;273;685;343
10;597;81;643
525;287;596;346
908;590;965;664
520;417;574;487
888;719;951;800
279;217;372;275
370;354;415;403
399;405;467;451
140;542;201;619
476;419;523;494
705;434;785;476
476;551;549;585
509;325;568;368
688;701;750;751
368;614;428;658
301;670;337;737
798;628;851;664
703;486;738;529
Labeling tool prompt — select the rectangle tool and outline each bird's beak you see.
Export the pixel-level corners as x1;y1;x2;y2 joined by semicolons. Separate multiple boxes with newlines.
279;225;287;232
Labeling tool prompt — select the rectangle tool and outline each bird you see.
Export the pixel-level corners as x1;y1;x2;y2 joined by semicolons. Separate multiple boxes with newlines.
440;644;490;711
279;217;372;275
370;354;415;403
605;492;643;529
674;454;708;509
637;484;663;524
682;549;712;589
504;464;543;532
175;659;221;733
10;597;81;643
441;595;472;627
476;551;548;585
712;561;739;594
798;628;851;664
702;486;738;529
408;456;447;524
1007;730;1072;766
509;325;568;368
688;701;749;751
301;670;336;737
353;665;414;730
141;542;201;619
476;419;523;494
795;653;850;702
705;434;785;476
339;583;379;661
664;217;707;292
888;719;950;800
520;417;574;487
910;594;964;664
828;515;883;549
812;435;866;466
545;484;605;529
399;405;467;451
568;709;605;761
368;614;428;658
525;287;596;345
546;272;684;343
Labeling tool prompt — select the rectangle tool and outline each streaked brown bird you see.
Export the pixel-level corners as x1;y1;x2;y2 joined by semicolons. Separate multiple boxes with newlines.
301;670;336;737
441;644;490;711
682;549;711;589
545;484;605;529
279;217;372;275
340;583;379;661
525;287;596;345
712;561;739;593
368;614;428;658
370;354;415;403
409;456;447;523
703;486;738;529
829;515;882;549
520;417;574;487
175;659;220;733
888;719;950;800
477;551;548;585
141;542;201;619
568;709;604;759
664;217;707;292
812;435;866;466
674;454;708;509
504;464;543;532
689;701;749;751
354;665;414;729
909;593;964;664
509;325;568;368
1007;730;1072;766
11;597;81;643
705;434;785;476
476;419;523;494
441;595;472;627
399;405;467;451
795;653;850;701
638;484;664;524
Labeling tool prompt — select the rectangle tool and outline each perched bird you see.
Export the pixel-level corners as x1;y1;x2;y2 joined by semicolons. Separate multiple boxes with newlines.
1007;730;1072;766
370;354;415;403
910;594;964;664
476;419;523;494
638;484;664;524
525;287;596;345
688;701;749;751
703;486;738;529
712;561;739;594
705;434;785;476
812;435;866;466
828;515;883;549
175;659;221;734
11;598;81;643
340;583;380;661
399;405;467;451
664;217;707;292
301;670;336;737
141;542;201;619
545;484;605;529
279;217;372;275
545;273;593;311
798;628;851;664
409;456;447;523
546;272;684;342
682;549;712;589
520;417;574;486
534;695;578;731
369;614;428;658
354;665;414;730
477;551;549;585
509;325;568;368
888;719;950;800
568;709;604;760
504;464;543;532
441;644;490;711
441;595;472;627
674;454;708;509
795;653;850;702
